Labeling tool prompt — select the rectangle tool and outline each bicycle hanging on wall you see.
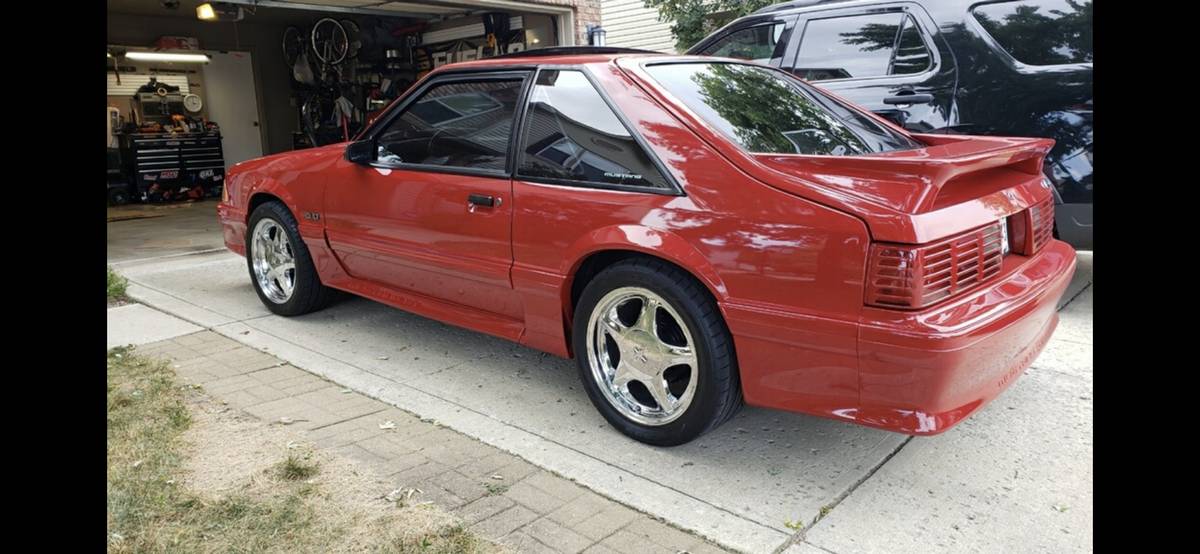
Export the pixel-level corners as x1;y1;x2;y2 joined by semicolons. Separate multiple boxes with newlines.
283;18;366;148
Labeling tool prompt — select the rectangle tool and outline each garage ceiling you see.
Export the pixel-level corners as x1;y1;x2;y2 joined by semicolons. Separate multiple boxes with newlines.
107;0;489;21
108;0;577;44
235;1;473;18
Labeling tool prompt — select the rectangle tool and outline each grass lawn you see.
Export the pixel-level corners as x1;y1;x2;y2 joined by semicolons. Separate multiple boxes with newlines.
106;348;497;553
107;266;128;305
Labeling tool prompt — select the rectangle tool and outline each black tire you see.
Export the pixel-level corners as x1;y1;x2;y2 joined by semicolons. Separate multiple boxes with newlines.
246;201;336;316
108;187;130;206
572;257;742;446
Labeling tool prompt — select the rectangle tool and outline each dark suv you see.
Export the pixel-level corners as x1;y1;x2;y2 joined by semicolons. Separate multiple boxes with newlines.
688;0;1092;249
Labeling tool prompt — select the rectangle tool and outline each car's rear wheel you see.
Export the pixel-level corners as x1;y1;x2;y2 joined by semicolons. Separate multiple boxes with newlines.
246;201;335;316
573;258;741;446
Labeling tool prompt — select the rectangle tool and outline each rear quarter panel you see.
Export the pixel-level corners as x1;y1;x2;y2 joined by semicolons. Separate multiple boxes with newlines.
514;61;873;415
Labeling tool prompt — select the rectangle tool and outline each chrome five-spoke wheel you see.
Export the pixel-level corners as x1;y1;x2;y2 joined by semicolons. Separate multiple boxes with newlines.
586;286;699;426
251;218;296;304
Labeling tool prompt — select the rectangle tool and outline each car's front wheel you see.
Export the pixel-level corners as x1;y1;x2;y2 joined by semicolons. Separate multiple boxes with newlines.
573;258;742;446
246;201;335;316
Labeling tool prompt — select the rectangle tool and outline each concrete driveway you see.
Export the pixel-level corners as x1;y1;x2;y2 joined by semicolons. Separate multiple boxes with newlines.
109;208;1092;553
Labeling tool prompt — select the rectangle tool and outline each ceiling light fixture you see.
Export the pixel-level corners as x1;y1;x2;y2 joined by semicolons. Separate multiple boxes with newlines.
125;52;211;63
196;2;244;22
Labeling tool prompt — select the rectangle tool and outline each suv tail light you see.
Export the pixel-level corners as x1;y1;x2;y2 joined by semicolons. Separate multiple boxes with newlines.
866;222;1005;309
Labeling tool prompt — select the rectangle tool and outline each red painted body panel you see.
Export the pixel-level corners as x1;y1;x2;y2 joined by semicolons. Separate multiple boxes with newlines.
321;162;521;321
217;53;1077;436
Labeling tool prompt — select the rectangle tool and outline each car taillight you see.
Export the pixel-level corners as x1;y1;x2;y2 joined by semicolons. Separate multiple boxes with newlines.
1008;196;1054;255
1006;213;1027;255
1028;196;1055;253
866;222;1005;309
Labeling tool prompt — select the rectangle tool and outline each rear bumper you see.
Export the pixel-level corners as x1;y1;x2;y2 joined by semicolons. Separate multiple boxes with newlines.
853;239;1077;435
216;202;247;256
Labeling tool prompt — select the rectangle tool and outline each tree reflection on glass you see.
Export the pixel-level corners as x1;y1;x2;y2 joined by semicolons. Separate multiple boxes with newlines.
836;22;901;52
973;0;1092;65
688;64;869;155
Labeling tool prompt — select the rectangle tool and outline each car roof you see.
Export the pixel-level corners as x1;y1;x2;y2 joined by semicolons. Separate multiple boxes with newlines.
753;0;970;15
754;0;856;14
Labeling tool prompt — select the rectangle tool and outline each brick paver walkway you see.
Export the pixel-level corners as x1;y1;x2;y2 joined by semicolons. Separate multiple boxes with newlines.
136;331;732;554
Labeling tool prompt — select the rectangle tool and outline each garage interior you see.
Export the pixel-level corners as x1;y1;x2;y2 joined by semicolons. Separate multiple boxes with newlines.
107;0;580;208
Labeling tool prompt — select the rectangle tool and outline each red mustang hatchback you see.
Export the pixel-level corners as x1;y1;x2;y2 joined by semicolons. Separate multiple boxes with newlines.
218;48;1075;446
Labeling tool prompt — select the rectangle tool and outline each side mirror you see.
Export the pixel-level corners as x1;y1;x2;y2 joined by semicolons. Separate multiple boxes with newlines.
345;140;375;165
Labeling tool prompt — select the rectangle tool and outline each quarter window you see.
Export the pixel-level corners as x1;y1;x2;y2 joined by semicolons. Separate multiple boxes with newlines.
971;0;1092;65
375;78;524;171
793;13;932;81
518;70;671;190
893;16;932;75
699;23;786;64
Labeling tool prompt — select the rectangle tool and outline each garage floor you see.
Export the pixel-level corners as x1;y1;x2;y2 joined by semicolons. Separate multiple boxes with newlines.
108;207;1093;553
107;200;227;263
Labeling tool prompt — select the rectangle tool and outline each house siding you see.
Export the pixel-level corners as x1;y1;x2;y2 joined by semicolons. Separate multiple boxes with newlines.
601;0;677;53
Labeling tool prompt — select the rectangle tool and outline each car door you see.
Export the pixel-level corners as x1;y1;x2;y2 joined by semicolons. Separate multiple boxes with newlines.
322;71;530;320
782;3;958;132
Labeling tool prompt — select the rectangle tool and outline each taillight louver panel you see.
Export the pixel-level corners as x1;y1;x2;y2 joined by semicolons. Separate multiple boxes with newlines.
866;222;1006;309
1029;197;1055;253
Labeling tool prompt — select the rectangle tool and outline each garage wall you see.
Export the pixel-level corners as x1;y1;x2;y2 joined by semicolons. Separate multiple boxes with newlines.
107;14;295;156
107;61;209;121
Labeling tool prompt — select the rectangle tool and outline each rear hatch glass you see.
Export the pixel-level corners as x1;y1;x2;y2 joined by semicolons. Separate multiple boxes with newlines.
644;62;922;156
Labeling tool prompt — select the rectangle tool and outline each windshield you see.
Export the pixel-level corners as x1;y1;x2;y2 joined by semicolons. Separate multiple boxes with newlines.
644;62;922;156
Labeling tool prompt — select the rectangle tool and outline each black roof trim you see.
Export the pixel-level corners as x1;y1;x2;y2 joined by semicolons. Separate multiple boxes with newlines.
754;0;856;15
488;46;661;60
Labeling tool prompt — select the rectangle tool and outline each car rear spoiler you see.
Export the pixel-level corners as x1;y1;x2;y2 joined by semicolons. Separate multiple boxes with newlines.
752;135;1055;214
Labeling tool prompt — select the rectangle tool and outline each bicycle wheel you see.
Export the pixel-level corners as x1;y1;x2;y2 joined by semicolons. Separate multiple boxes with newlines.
311;17;348;66
282;26;305;67
301;93;341;147
340;19;362;59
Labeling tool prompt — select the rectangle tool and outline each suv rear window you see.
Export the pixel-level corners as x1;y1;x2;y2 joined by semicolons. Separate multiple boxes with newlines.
699;23;786;64
645;62;922;156
971;0;1093;66
793;13;932;81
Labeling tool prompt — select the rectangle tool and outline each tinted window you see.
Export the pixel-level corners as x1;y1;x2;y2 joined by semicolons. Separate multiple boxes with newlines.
700;23;786;63
794;13;932;81
518;70;671;190
646;62;922;155
971;0;1092;65
893;16;932;75
376;78;523;170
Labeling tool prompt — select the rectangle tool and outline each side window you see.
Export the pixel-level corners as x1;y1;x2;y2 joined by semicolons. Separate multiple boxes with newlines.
971;0;1092;66
517;70;672;190
793;13;932;81
375;78;524;171
700;23;786;64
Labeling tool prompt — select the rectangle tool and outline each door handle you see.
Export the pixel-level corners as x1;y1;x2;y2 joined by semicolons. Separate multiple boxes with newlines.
883;93;934;105
468;193;498;208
